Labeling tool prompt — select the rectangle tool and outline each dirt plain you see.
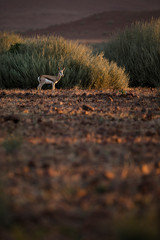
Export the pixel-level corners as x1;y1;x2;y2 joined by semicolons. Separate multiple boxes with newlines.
0;88;160;239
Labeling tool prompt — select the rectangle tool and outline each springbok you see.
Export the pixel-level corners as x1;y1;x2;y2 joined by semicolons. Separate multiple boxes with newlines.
37;68;65;93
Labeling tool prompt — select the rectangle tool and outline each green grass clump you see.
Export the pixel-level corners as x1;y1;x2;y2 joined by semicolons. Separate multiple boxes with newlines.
95;18;160;87
0;33;128;90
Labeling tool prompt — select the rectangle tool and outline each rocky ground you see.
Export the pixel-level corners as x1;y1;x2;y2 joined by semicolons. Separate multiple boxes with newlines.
0;88;160;239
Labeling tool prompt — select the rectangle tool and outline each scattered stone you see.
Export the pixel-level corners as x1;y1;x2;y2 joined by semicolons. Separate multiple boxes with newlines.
28;160;36;169
154;161;160;169
24;92;32;97
141;107;146;113
0;91;6;98
109;97;113;102
141;164;150;175
104;171;115;180
146;110;153;120
82;104;94;111
37;117;42;123
41;163;50;169
3;114;20;123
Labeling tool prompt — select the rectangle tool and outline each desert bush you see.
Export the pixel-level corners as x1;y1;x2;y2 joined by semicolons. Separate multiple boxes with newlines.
95;18;160;87
0;33;129;89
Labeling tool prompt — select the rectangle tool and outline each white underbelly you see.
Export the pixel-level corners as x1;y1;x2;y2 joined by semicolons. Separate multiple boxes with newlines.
45;79;53;84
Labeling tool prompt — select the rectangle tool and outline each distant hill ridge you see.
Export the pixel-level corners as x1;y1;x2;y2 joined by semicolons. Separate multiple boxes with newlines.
23;10;160;43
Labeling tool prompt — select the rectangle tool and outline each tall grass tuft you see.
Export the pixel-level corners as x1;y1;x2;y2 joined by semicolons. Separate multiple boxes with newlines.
0;33;129;90
0;32;23;54
95;18;160;87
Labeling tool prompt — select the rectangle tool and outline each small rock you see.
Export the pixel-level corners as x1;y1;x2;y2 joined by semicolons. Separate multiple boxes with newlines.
0;92;6;98
3;115;20;123
41;163;50;169
146;110;153;120
141;164;150;175
141;107;146;113
82;104;94;111
28;160;36;169
109;97;113;102
154;161;160;169
104;171;115;180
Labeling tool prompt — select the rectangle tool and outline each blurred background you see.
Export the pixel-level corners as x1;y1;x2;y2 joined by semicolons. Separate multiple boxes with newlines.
1;0;160;42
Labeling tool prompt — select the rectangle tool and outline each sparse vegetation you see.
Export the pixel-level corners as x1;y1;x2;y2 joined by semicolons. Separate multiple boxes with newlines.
0;186;12;227
95;18;160;87
0;33;129;90
116;214;159;240
3;135;22;155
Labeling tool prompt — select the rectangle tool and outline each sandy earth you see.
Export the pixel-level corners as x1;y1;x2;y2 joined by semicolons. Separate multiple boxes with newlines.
1;0;160;42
